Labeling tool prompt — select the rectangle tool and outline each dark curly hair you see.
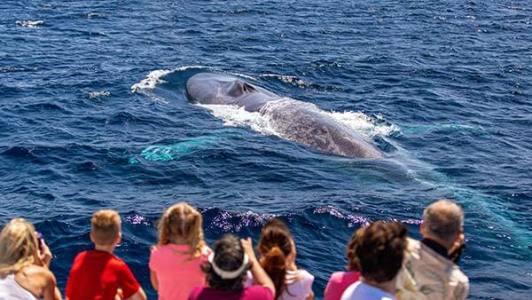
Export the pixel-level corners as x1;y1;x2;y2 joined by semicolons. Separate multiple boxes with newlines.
355;221;407;283
202;234;250;291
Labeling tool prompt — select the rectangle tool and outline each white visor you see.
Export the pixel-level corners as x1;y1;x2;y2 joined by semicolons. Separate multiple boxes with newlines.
208;252;249;279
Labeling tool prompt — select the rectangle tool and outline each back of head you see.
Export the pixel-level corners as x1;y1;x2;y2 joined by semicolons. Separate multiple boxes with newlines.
346;227;365;271
258;218;293;299
91;210;121;246
422;199;464;247
157;202;205;256
203;234;249;291
0;218;38;276
356;221;407;283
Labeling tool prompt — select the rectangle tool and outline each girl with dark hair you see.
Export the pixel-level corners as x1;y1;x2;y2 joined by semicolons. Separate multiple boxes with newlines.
257;219;314;300
323;227;363;300
188;234;275;300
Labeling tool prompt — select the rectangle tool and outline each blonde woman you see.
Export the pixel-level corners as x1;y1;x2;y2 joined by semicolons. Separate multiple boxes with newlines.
149;203;211;300
0;218;61;300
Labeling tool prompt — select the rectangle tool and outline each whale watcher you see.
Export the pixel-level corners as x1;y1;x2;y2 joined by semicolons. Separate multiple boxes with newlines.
65;210;146;300
257;219;314;300
324;227;362;300
396;199;469;300
188;234;275;300
0;218;61;300
341;221;407;300
149;202;211;300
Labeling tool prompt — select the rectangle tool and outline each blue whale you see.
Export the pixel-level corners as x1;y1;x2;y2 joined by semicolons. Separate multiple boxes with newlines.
186;73;383;159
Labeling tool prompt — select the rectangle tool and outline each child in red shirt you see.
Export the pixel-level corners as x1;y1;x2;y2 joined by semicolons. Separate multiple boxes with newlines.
65;209;147;300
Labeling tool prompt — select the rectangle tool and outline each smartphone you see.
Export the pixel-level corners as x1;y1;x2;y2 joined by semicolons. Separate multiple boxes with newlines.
35;231;45;253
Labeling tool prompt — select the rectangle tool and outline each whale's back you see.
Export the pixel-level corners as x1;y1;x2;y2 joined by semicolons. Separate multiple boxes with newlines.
260;99;383;159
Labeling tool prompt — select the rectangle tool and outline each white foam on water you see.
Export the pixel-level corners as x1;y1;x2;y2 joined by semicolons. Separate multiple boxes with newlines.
207;208;276;232
227;72;257;81
328;111;400;138
88;90;110;99
16;20;44;28
313;206;369;227
175;65;209;72
87;12;104;19
260;73;309;88
197;104;279;136
199;102;399;140
131;65;207;93
130;69;172;93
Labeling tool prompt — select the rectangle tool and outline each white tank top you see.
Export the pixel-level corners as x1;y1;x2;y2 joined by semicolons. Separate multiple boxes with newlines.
278;269;315;300
0;274;39;300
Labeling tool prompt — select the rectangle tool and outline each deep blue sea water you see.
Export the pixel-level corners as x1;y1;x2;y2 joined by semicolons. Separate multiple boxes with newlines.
1;0;531;299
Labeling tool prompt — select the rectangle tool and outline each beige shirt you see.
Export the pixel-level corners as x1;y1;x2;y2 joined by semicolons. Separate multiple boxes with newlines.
396;238;469;300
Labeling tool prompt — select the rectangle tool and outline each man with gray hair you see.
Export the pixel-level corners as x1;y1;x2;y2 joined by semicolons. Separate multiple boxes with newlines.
396;199;469;300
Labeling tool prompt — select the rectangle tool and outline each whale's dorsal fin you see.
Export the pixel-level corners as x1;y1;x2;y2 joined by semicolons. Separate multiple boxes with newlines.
227;80;256;97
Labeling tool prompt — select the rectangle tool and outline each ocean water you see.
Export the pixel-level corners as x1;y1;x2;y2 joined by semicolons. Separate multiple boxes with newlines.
1;0;531;299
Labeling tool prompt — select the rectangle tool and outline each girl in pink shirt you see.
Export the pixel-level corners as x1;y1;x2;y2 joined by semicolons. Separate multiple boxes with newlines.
149;203;211;300
324;227;362;300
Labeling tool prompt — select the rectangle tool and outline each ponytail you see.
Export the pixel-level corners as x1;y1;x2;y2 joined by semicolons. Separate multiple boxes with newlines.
260;246;287;298
258;218;294;299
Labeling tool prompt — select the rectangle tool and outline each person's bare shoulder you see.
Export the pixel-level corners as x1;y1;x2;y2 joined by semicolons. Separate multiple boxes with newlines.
22;265;56;287
14;265;56;299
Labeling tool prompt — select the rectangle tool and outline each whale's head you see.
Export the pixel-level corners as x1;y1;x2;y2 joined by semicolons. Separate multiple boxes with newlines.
186;73;278;110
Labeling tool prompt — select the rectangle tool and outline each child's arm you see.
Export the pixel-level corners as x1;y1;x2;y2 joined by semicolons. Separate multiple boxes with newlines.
241;238;276;296
53;287;62;300
150;270;159;290
118;262;147;300
305;291;314;300
125;288;147;300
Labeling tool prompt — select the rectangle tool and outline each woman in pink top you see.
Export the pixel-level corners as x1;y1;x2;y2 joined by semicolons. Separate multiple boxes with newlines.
149;202;211;300
324;227;363;300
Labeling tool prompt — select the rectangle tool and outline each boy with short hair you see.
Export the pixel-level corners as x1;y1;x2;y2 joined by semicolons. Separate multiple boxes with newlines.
65;209;147;300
